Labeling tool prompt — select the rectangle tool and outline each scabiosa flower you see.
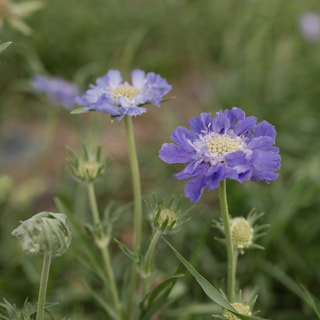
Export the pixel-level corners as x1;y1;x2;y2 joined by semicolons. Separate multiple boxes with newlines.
75;69;172;121
159;107;281;203
31;75;80;109
298;12;320;42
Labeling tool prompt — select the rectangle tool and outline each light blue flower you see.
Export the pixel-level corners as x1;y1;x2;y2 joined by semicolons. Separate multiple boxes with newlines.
159;108;281;203
299;12;320;42
31;75;80;109
75;69;172;121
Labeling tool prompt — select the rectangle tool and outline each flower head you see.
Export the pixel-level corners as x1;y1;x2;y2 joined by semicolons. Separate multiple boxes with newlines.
31;75;80;109
75;69;172;121
148;194;191;234
223;302;252;320
298;12;320;42
12;211;72;257
159;107;281;203
67;144;110;183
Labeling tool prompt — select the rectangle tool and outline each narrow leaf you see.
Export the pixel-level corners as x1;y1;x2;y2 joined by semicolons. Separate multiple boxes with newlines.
163;238;269;320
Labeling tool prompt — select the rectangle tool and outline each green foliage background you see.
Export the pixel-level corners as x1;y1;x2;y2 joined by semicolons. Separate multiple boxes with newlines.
1;0;320;319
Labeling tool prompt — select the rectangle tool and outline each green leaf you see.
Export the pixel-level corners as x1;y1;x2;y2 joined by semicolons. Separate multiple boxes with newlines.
70;107;88;114
0;42;12;54
114;238;140;263
140;273;184;320
163;238;269;320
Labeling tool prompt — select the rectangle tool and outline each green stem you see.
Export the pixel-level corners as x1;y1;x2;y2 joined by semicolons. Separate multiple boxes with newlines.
144;230;161;275
142;230;161;296
124;115;142;319
124;115;142;250
36;253;52;320
87;182;122;319
219;179;236;302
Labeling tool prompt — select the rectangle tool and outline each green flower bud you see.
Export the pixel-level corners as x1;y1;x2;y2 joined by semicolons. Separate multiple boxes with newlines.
230;217;254;250
67;145;110;183
12;212;72;257
223;302;252;320
149;195;192;234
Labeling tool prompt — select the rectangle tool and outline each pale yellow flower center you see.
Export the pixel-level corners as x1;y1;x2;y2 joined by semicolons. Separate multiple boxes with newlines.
206;135;244;157
158;209;176;227
230;217;254;249
223;302;252;320
110;85;140;101
79;161;101;180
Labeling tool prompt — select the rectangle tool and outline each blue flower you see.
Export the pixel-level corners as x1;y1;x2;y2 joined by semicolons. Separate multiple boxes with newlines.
31;75;80;109
75;69;172;121
159;108;281;203
298;12;320;42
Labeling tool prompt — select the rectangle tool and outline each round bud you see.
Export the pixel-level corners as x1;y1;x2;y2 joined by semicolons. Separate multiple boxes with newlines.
12;212;72;257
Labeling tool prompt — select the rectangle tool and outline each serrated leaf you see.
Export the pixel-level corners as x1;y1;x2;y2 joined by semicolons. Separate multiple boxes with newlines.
163;238;269;320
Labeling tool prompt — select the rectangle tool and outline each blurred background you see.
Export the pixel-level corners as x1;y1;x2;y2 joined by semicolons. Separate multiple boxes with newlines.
1;0;320;319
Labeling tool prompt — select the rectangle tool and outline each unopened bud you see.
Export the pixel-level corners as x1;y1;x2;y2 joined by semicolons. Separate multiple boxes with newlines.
230;217;254;250
12;212;72;257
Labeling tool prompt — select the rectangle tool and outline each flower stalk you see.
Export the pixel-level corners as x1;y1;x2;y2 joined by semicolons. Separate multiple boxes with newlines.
124;115;142;318
219;179;236;302
36;252;52;320
86;182;122;319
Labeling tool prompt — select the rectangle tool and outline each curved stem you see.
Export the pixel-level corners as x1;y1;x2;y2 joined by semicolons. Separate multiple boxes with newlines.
124;115;142;319
36;253;52;320
87;182;122;319
219;179;236;302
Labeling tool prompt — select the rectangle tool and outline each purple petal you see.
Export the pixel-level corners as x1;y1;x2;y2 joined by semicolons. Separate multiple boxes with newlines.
212;111;231;134
246;136;275;151
234;116;257;136
252;120;276;141
96;70;123;90
188;113;213;134
159;144;194;164
131;69;146;90
223;107;245;127
170;126;195;152
184;173;207;203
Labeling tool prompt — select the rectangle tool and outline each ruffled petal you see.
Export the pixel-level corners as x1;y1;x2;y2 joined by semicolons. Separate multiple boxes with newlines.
246;136;275;151
174;161;207;179
131;69;146;90
212;111;231;134
223;107;245;127
96;70;123;90
184;173;207;203
250;150;281;182
234;116;257;136
159;143;195;164
252;120;277;141
170;126;195;152
188;113;213;134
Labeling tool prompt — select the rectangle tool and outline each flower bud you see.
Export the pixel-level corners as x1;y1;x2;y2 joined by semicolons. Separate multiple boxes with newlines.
230;217;254;250
149;195;192;234
223;302;252;320
67;145;110;183
12;212;72;257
